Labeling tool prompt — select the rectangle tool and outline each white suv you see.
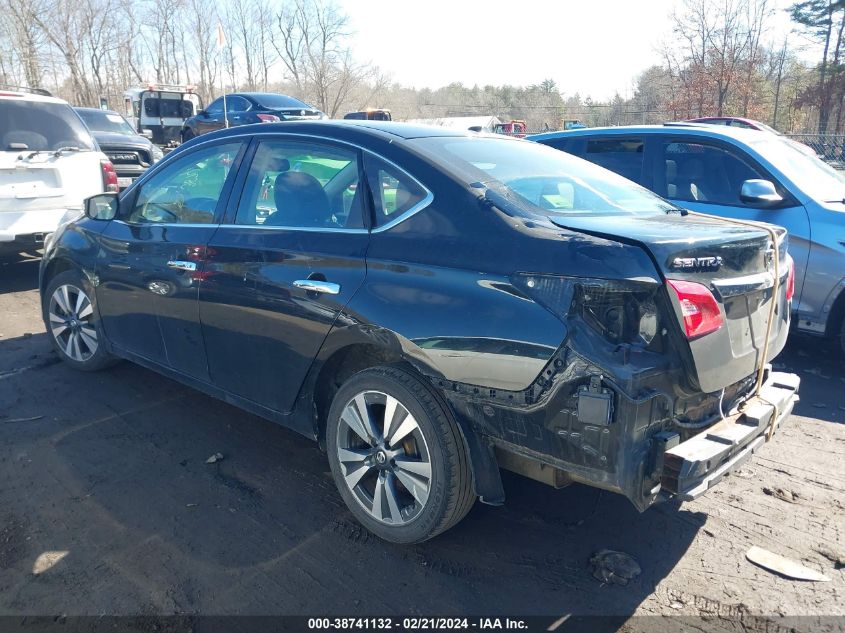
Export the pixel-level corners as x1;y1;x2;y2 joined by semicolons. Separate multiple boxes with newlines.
0;87;117;255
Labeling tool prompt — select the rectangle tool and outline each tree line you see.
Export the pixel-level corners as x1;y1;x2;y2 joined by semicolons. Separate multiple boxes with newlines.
2;0;845;133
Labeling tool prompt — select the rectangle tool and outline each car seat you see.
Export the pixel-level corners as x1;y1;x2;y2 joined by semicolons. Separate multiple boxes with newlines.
266;171;332;227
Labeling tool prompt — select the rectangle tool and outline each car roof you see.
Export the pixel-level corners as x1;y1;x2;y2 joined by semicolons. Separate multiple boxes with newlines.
0;89;69;105
193;119;478;142
528;123;765;143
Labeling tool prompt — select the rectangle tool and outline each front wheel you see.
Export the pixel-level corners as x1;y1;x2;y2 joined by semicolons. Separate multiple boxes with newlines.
840;318;845;357
326;366;475;543
42;270;116;371
181;128;194;143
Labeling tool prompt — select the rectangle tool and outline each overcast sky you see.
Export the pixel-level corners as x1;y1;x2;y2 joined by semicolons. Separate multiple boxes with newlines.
337;0;809;100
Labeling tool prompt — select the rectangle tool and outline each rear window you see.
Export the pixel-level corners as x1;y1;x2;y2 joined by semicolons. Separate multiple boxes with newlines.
1;99;95;151
413;136;676;217
143;97;193;118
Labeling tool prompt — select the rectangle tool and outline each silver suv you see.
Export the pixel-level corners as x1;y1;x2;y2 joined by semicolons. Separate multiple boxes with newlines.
0;86;116;256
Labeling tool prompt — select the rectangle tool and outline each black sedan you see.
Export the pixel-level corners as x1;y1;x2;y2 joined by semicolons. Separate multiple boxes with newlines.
180;92;325;141
75;107;164;189
40;121;799;543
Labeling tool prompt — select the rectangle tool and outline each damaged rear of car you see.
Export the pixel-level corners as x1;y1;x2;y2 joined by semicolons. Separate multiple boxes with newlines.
407;135;799;513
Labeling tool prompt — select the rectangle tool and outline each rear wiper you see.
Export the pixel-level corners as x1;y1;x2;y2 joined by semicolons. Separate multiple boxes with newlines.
53;146;80;156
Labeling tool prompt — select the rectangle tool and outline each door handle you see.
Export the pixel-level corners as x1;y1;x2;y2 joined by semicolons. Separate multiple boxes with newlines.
293;279;341;295
167;260;197;271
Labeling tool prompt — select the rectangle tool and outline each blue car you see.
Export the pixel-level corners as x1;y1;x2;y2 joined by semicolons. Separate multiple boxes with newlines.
530;124;845;354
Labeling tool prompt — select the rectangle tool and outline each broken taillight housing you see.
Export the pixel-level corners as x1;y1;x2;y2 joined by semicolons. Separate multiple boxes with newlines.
667;279;723;339
512;274;663;349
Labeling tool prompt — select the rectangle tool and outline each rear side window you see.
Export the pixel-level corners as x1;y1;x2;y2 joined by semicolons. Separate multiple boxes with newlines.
584;138;645;183
128;142;242;224
234;140;363;229
0;100;95;151
661;141;766;206
363;154;429;228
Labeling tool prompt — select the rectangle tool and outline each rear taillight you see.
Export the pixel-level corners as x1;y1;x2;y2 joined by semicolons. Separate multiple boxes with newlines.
785;254;795;301
667;279;723;339
101;160;118;192
256;114;280;123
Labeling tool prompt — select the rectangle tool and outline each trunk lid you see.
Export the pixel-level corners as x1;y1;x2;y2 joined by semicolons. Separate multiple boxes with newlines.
549;212;791;393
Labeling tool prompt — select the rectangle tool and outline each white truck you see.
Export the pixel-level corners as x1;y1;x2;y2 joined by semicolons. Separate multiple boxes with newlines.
122;84;203;148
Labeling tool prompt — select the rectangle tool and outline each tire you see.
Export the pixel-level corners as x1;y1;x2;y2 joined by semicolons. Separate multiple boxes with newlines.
42;269;116;371
326;366;475;543
181;128;194;143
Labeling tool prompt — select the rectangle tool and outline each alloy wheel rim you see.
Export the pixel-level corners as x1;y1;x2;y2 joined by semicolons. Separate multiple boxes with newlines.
336;390;432;525
49;284;98;362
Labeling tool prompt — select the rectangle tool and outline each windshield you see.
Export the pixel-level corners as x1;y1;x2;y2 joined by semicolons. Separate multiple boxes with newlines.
77;109;136;135
0;99;95;151
253;94;310;109
413;136;677;216
752;137;845;202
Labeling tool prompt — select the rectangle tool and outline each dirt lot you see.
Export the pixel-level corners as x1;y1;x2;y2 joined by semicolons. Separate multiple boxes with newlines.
1;253;843;629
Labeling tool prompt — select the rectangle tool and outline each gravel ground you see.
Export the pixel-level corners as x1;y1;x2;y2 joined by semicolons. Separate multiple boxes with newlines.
0;253;843;630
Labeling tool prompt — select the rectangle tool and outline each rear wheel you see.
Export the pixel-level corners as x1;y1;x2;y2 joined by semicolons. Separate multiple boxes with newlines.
42;270;115;371
326;366;475;543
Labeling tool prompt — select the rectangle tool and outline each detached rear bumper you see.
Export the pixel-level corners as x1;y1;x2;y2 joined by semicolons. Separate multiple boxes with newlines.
661;369;800;500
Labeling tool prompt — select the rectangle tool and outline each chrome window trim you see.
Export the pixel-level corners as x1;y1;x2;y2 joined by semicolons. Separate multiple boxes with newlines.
173;131;435;234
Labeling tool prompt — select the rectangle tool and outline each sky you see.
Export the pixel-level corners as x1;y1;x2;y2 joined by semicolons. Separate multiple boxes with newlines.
336;0;809;100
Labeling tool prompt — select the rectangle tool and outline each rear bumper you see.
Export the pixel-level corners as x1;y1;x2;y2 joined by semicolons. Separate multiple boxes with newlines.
661;369;800;499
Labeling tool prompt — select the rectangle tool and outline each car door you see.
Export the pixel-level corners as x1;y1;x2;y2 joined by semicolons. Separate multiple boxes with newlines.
199;136;369;417
94;140;246;378
655;137;811;305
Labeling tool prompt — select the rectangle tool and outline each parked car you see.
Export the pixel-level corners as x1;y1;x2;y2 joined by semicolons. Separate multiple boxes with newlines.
75;107;163;190
685;116;816;156
0;86;117;256
181;93;325;141
40;121;799;543
344;109;392;121
530;123;845;354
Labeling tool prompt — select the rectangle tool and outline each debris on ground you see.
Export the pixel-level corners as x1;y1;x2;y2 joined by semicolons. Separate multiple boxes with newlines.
746;546;830;581
205;453;224;464
185;503;198;508
762;486;802;504
589;549;641;586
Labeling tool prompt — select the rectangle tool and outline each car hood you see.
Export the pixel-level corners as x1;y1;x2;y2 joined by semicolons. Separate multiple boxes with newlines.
92;132;153;150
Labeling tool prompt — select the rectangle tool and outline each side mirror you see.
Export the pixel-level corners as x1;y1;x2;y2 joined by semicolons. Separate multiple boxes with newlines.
740;179;783;207
85;192;119;220
141;128;153;139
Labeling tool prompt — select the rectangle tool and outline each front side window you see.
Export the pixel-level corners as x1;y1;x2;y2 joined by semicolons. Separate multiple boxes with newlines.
661;141;766;206
128;142;242;224
224;96;250;112
205;98;224;115
413;136;675;217
235;140;363;228
584;138;645;183
363;155;428;227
